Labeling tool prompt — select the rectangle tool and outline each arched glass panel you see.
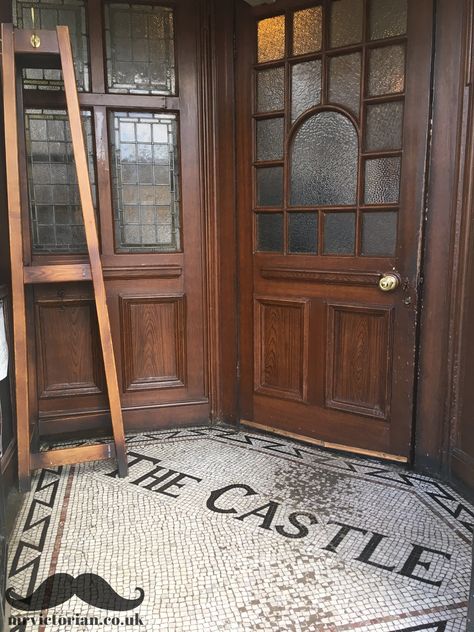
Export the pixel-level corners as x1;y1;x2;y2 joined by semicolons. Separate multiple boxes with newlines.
290;111;358;206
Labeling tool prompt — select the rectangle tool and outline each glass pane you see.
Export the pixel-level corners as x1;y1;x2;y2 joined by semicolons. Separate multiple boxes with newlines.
362;212;397;256
365;101;404;151
25;109;96;253
14;0;89;91
370;0;407;40
289;213;318;254
258;15;285;63
328;53;361;117
105;3;175;95
368;45;405;96
257;67;285;113
291;60;322;122
110;112;180;252
330;0;363;48
293;6;322;56
256;167;284;207
256;118;284;162
256;213;283;252
290;112;358;206
364;157;401;205
323;212;355;254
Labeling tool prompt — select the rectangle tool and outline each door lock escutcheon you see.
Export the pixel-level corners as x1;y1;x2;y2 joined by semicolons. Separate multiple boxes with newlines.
379;272;401;292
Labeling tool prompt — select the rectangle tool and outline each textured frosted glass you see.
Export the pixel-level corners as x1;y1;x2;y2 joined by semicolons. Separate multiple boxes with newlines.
364;157;401;205
368;45;405;96
329;53;361;116
256;118;284;161
258;15;285;63
365;101;404;151
330;0;363;48
14;0;89;91
25;110;96;253
362;212;397;256
290;112;358;206
291;60;322;122
257;167;283;207
293;7;322;55
370;0;407;40
289;213;318;253
257;67;285;113
110;112;180;252
323;213;355;254
105;3;175;95
257;213;283;252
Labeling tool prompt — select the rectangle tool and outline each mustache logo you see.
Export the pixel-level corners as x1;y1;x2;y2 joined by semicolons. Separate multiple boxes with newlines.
6;573;145;612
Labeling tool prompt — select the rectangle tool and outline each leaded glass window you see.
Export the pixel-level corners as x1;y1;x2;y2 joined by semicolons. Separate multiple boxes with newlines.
109;112;181;253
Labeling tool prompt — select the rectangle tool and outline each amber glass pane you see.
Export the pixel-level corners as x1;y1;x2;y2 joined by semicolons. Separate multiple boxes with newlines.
289;213;318;254
25;110;96;253
370;0;407;40
292;6;322;56
330;0;363;48
256;67;285;113
256;118;284;162
328;53;361;116
256;167;284;207
258;15;285;63
365;101;404;151
290;112;358;206
368;45;405;96
323;212;355;254
256;213;284;252
14;0;89;91
364;157;401;205
362;212;397;256
291;60;322;122
110;112;180;252
105;3;175;95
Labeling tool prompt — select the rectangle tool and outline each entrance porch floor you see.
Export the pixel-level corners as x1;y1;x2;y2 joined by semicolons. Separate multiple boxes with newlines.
7;426;473;631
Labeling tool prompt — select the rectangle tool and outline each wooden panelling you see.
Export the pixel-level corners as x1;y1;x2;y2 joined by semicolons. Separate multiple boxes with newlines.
261;268;380;287
120;294;186;392
35;297;104;399
254;297;309;401
326;304;394;419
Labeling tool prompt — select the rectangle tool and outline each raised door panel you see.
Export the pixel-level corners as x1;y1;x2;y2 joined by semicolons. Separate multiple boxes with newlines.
326;304;394;419
35;296;104;399
254;297;309;401
120;294;186;392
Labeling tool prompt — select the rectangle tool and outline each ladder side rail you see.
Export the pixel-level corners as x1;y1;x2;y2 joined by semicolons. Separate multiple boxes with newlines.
56;26;128;477
1;24;31;492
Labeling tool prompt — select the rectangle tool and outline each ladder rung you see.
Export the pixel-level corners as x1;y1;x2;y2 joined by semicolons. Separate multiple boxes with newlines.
31;443;114;469
24;264;92;284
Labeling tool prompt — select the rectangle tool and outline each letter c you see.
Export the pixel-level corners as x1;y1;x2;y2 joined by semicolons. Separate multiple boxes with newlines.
206;484;257;514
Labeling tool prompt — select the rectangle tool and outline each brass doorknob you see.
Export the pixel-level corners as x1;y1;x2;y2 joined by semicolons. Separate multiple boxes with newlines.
379;273;400;292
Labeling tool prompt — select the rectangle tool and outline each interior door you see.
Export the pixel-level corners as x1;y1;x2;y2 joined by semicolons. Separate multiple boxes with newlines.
11;0;208;438
237;0;433;460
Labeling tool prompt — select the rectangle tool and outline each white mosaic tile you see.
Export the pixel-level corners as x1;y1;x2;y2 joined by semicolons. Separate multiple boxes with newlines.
7;426;473;631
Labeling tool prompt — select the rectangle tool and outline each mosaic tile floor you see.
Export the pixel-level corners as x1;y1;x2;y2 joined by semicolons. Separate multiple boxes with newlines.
7;426;474;631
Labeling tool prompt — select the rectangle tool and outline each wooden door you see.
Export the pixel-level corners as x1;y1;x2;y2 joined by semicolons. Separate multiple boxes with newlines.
237;0;433;460
12;0;208;438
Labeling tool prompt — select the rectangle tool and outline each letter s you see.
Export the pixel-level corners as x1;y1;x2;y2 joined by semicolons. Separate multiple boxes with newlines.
206;484;257;514
276;512;318;539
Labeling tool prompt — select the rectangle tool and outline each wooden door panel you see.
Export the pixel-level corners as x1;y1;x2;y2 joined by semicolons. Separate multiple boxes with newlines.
35;295;104;399
254;296;309;401
326;303;393;419
120;294;186;392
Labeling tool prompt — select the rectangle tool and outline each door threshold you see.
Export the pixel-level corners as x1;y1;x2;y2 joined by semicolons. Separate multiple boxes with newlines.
240;420;408;464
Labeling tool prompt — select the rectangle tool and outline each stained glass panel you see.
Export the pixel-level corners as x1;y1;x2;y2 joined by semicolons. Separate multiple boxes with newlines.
109;112;180;252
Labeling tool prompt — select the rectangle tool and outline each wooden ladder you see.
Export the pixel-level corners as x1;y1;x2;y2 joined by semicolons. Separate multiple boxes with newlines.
1;23;129;491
